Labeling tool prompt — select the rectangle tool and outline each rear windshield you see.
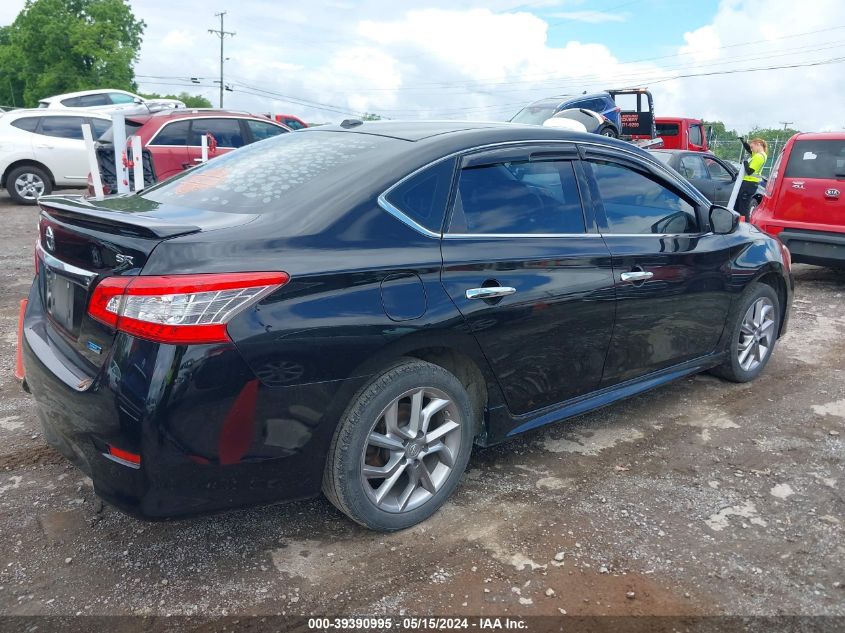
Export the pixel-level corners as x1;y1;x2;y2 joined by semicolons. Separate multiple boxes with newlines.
657;123;679;136
511;104;557;126
96;119;145;143
784;140;845;179
141;131;394;213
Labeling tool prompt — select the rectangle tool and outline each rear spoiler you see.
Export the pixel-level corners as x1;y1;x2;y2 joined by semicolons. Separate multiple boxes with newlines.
38;195;201;239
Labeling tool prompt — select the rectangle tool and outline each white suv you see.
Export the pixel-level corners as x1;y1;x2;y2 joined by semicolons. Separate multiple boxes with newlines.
38;89;185;115
0;108;112;204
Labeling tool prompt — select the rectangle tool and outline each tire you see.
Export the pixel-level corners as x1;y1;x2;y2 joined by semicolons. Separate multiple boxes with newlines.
599;125;618;138
6;165;52;205
710;283;780;383
322;359;475;531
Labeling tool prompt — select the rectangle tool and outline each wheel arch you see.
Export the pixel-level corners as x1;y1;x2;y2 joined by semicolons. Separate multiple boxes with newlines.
2;159;56;188
754;269;789;337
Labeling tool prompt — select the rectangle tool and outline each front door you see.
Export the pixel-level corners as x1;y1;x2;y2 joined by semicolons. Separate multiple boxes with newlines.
580;149;734;385
440;145;617;416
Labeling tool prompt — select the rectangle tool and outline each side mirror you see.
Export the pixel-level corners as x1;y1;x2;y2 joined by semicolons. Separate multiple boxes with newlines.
133;97;143;104
710;204;740;234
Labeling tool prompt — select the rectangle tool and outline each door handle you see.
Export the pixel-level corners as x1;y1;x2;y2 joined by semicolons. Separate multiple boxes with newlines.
620;271;654;283
466;286;517;300
37;144;55;149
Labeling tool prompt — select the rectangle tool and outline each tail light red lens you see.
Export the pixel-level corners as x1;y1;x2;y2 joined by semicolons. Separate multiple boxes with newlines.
106;445;141;467
88;272;289;344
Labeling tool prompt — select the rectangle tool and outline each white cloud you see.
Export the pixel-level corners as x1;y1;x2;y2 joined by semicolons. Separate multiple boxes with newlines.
3;0;844;132
549;10;626;23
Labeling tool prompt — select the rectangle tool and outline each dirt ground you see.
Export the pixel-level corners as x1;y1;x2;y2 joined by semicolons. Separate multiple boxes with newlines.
0;191;843;622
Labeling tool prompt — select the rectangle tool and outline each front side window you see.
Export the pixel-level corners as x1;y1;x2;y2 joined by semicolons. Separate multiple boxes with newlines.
38;116;86;140
109;92;137;104
784;140;845;179
689;124;703;146
150;120;190;145
247;119;288;142
449;160;585;234
385;158;456;233
679;155;708;180
189;118;244;148
589;160;698;235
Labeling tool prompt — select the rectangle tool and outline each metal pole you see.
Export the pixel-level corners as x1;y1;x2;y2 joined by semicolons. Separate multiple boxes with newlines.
131;135;144;192
111;113;130;195
209;12;235;108
201;133;209;163
82;124;104;200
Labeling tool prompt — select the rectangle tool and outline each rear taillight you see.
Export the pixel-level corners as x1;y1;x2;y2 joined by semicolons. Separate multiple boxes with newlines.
88;272;289;344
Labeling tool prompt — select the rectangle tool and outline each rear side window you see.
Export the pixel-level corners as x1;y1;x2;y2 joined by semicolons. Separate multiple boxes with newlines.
60;96;82;107
150;120;190;145
784;140;845;179
589;160;698;235
90;118;111;139
142;132;393;214
449;160;585;234
39;116;86;140
189;118;244;148
11;117;40;133
284;118;305;130
385;158;456;233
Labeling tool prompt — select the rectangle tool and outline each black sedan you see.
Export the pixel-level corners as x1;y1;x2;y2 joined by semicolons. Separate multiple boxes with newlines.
21;121;793;531
650;149;766;210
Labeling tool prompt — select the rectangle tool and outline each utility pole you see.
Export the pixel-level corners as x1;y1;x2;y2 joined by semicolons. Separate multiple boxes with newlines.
779;121;793;131
209;12;235;108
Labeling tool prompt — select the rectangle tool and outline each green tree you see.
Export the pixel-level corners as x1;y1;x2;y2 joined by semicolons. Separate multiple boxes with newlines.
0;0;145;108
140;91;213;108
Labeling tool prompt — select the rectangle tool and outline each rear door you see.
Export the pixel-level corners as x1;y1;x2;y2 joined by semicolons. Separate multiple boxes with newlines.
187;118;247;165
778;138;845;230
440;144;617;416
580;147;733;385
32;116;90;184
702;155;736;206
146;120;190;180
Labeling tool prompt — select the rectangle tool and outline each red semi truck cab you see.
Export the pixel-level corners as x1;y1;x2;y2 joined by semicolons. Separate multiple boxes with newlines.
655;117;709;152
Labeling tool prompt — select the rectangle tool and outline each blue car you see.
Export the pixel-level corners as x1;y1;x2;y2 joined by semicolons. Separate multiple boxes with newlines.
511;92;621;137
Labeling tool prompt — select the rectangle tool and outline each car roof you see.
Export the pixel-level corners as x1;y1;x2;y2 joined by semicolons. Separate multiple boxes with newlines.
650;149;715;156
308;120;522;142
40;88;132;102
792;132;845;141
528;93;610;108
4;107;112;119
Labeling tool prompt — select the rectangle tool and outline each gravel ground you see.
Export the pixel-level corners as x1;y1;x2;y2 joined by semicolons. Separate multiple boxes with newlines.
0;191;843;622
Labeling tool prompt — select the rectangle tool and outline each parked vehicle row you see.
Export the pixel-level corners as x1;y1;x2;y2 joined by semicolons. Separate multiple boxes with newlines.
20;121;793;531
38;89;186;115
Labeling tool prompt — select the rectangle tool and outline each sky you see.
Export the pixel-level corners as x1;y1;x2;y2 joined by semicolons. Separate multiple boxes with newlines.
3;0;845;132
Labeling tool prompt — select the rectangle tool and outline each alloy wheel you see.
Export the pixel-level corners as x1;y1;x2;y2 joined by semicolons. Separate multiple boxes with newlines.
14;172;46;201
737;297;776;372
361;387;462;513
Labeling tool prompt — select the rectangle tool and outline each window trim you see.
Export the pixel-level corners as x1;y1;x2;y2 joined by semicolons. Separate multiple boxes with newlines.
377;139;710;239
146;116;288;148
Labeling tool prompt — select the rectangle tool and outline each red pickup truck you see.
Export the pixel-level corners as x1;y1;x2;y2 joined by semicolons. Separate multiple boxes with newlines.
655;117;709;152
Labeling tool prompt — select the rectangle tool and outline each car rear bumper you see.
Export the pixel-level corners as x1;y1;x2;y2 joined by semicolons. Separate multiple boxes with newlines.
778;229;845;268
22;281;365;519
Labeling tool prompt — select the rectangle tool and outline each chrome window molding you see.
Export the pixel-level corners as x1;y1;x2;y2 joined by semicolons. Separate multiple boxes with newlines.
377;138;709;239
146;116;288;148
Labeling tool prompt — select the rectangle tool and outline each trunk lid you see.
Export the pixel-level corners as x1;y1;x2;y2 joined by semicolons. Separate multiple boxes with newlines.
35;194;255;368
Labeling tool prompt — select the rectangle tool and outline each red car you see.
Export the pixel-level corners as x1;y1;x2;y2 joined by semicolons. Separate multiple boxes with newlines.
92;109;291;192
752;132;845;268
271;113;308;130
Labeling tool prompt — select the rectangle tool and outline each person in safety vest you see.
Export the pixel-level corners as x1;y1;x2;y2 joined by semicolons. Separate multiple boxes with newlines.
736;137;768;220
